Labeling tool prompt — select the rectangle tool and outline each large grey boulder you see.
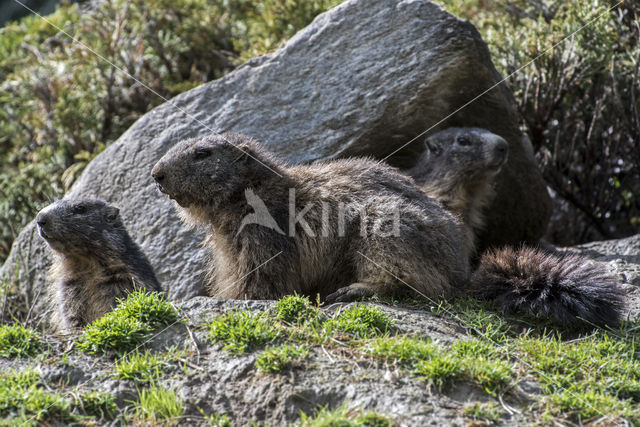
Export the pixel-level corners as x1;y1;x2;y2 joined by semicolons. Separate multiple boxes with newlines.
1;0;550;325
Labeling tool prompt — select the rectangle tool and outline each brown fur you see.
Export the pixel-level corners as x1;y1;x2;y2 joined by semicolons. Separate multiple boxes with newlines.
407;127;625;327
152;132;469;303
36;199;162;331
407;127;508;259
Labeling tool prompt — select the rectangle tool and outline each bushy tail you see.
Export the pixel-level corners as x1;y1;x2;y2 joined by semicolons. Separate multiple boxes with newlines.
470;246;626;328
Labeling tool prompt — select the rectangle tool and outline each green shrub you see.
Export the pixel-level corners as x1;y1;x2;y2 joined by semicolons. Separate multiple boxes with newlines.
76;315;153;356
439;0;640;244
0;324;41;358
0;0;346;264
206;310;280;354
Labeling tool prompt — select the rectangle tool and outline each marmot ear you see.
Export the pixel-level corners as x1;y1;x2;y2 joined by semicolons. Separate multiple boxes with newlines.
105;206;120;223
232;145;255;164
423;138;441;156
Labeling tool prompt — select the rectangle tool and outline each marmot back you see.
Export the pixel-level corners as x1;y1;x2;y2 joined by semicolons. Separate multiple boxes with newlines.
408;127;625;328
37;198;162;331
152;132;469;303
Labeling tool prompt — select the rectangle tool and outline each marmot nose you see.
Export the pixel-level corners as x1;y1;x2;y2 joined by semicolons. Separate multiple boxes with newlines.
496;141;507;154
152;171;165;183
36;215;47;228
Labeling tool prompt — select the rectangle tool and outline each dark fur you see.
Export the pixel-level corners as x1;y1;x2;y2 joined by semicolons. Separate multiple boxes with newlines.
471;247;626;327
152;132;469;302
408;127;626;328
37;199;162;331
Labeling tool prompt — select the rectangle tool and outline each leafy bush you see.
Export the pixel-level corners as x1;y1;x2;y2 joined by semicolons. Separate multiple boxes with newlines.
440;0;640;244
0;0;341;263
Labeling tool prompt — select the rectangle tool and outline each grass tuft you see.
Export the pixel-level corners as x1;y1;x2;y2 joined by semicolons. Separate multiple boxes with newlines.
206;311;280;355
274;294;318;324
0;369;75;424
133;385;183;423
0;324;41;358
297;403;392;426
113;290;179;327
76;315;152;356
115;351;169;384
326;305;393;339
414;354;464;389
367;336;438;366
76;290;179;356
75;391;117;420
256;344;309;373
463;401;501;424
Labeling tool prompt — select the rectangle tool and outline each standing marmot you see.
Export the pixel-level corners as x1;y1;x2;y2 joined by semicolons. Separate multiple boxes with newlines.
407;127;626;328
152;133;469;302
36;199;162;331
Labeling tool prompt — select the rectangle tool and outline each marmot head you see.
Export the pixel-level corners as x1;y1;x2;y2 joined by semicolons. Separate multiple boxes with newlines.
36;198;126;256
409;127;509;186
152;133;281;210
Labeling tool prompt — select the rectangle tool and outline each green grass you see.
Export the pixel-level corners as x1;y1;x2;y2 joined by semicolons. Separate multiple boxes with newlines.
256;344;309;373
367;336;438;365
75;391;117;420
513;332;640;423
206;311;281;355
297;403;392;426
414;354;465;389
463;402;501;424
133;385;183;423
326;305;393;339
115;351;171;384
0;369;75;425
199;409;232;426
114;290;179;327
274;294;318;324
76;290;179;356
0;324;41;358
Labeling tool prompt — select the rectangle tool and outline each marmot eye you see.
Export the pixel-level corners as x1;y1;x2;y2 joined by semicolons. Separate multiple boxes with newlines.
73;205;86;214
456;136;472;146
194;149;212;160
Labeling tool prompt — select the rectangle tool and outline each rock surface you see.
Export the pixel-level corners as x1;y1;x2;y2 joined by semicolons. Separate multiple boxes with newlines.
1;234;637;425
1;0;550;325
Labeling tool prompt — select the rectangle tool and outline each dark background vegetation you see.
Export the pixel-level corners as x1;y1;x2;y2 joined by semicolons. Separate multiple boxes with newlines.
0;0;638;262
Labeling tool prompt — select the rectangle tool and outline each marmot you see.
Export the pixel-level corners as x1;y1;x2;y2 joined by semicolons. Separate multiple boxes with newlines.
152;133;469;302
36;198;162;331
407;127;626;328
